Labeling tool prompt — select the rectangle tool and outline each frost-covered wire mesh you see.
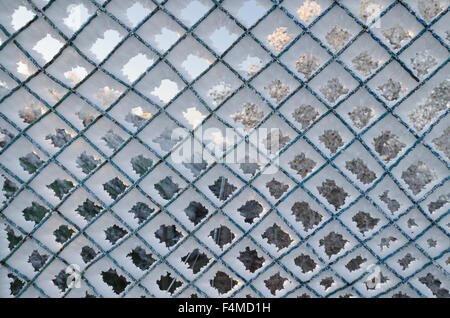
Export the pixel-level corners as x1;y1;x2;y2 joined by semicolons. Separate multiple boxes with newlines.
0;0;449;298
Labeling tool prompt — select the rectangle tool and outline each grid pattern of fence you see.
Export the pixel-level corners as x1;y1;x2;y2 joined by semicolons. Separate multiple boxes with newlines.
0;0;449;298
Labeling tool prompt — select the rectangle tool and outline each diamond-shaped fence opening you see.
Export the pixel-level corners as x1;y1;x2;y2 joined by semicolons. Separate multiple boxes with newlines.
0;0;449;298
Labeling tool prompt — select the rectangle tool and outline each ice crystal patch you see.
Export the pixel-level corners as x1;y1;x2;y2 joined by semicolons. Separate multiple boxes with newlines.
29;250;49;272
379;236;397;250
47;179;74;199
95;86;122;107
19;152;44;174
419;273;450;298
320;277;334;290
105;225;127;245
239;56;263;77
360;0;381;23
103;177;127;200
81;246;97;264
53;225;74;244
0;128;14;148
5;226;22;250
289;153;316;177
23;202;49;225
8;274;24;296
346;255;367;272
76;199;102;222
102;269;129;295
76;152;101;174
2;176;18;203
19;104;44;124
45;129;71;148
53;270;69;292
239;160;260;176
131;155;153;176
102;130;125;151
295;53;320;79
125;107;152;128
